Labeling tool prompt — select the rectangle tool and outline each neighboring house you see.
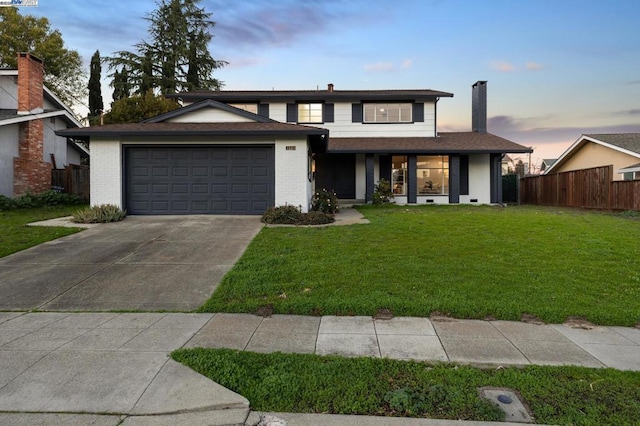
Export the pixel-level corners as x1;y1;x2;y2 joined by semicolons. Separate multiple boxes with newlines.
544;134;640;180
0;53;88;197
539;158;557;173
57;81;531;215
501;154;513;175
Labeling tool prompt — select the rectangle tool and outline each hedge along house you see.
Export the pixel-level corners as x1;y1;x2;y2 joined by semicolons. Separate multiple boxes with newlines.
57;81;531;215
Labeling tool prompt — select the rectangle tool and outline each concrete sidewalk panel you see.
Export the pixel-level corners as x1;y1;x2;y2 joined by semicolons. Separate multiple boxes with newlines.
491;321;569;341
0;265;105;310
148;313;213;330
44;313;119;329
120;327;201;352
432;320;504;339
123;409;249;426
378;335;447;361
316;333;379;358
319;316;375;334
58;328;144;351
0;312;70;329
551;325;636;345
439;338;529;365
0;350;48;387
184;327;254;350
374;317;436;336
246;331;317;354
131;359;249;415
579;344;640;371
0;413;123;426
610;326;640;344
206;313;263;332
2;328;88;351
0;351;167;413
257;315;321;335
98;313;166;329
0;312;21;324
0;329;33;346
509;340;604;367
41;264;229;311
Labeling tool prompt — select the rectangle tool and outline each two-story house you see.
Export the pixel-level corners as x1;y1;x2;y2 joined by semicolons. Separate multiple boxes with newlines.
0;53;88;197
57;81;531;215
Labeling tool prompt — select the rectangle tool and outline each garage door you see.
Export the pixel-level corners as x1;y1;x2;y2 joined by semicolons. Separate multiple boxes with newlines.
125;146;274;215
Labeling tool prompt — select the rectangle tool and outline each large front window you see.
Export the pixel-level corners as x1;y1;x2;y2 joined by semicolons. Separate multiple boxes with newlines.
298;103;323;123
364;103;412;123
417;156;449;195
392;156;407;195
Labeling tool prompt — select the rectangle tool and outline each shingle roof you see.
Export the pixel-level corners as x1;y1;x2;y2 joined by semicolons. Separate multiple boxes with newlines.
328;132;532;154
56;121;329;138
585;133;640;154
168;88;454;102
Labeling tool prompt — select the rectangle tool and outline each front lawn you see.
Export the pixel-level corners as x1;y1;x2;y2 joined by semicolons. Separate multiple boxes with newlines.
0;206;85;258
173;348;640;425
201;205;640;326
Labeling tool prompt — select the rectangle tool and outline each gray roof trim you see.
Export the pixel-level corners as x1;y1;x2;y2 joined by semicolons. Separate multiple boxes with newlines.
142;99;274;123
167;89;454;103
0;110;70;126
617;162;640;173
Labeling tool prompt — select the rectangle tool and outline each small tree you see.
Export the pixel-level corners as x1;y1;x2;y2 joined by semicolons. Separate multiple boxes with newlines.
372;178;393;205
88;50;103;124
103;91;179;124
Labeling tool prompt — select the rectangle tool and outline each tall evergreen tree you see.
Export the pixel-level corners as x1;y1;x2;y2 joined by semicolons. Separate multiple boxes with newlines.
88;50;103;121
111;67;131;102
108;0;226;95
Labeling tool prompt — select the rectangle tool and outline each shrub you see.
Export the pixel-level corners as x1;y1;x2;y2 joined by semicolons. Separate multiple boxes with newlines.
372;178;393;205
262;205;335;225
0;190;82;211
312;188;339;214
72;204;127;223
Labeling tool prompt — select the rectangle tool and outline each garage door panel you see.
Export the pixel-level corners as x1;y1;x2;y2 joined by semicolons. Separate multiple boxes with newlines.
126;146;274;215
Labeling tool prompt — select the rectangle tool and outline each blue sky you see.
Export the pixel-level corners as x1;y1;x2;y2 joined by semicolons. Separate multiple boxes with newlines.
22;0;640;166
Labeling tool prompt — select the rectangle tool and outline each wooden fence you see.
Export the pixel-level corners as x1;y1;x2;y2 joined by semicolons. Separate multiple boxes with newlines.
520;165;640;210
51;165;90;201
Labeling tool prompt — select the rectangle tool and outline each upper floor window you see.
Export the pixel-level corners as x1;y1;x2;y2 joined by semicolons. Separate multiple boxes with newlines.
298;103;323;123
364;103;412;123
229;103;258;114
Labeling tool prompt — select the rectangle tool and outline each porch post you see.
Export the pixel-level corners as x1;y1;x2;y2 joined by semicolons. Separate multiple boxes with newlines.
407;155;417;204
449;154;460;204
365;153;375;202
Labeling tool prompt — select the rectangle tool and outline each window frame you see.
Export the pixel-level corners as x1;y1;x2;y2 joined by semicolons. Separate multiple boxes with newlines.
297;102;324;124
417;155;449;196
363;103;413;124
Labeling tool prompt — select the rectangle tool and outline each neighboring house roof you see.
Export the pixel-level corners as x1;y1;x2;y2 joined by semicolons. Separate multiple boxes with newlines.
618;162;640;174
142;99;274;123
328;132;533;154
56;121;329;138
545;133;640;174
168;88;454;103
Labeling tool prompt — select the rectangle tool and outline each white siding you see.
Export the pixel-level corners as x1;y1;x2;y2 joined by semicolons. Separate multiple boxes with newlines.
461;154;491;204
43;116;70;167
0;75;17;109
90;138;123;208
274;137;310;212
166;108;254;123
0;124;19;197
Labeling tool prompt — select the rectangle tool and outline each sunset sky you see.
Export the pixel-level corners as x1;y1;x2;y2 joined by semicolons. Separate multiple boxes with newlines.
20;0;640;168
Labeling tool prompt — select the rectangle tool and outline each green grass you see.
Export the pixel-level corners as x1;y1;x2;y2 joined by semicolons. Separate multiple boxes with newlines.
200;205;640;326
0;206;86;258
172;348;640;425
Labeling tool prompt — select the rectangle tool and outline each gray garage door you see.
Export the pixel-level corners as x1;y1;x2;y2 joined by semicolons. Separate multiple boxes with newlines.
125;146;274;215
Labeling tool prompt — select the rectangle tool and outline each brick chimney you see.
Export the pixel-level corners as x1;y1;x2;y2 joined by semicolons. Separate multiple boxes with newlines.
13;53;52;196
327;83;334;93
17;52;44;115
472;81;487;133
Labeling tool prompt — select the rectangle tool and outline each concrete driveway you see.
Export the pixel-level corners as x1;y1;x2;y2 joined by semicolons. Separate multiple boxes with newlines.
0;216;263;311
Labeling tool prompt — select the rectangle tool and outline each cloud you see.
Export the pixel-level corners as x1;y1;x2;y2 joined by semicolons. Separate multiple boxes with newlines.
526;62;543;71
628;80;640;85
401;59;413;69
491;61;515;72
223;57;266;69
628;109;640;115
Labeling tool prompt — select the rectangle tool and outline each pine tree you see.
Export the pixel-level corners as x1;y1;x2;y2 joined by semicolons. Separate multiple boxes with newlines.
111;67;131;102
88;50;103;122
108;0;226;95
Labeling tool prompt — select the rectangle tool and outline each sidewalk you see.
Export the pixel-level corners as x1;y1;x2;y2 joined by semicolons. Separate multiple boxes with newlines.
0;312;638;425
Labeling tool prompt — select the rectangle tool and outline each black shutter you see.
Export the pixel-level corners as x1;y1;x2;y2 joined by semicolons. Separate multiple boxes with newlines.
324;103;334;123
460;155;469;195
258;104;269;118
286;103;297;122
412;103;424;122
352;103;362;123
